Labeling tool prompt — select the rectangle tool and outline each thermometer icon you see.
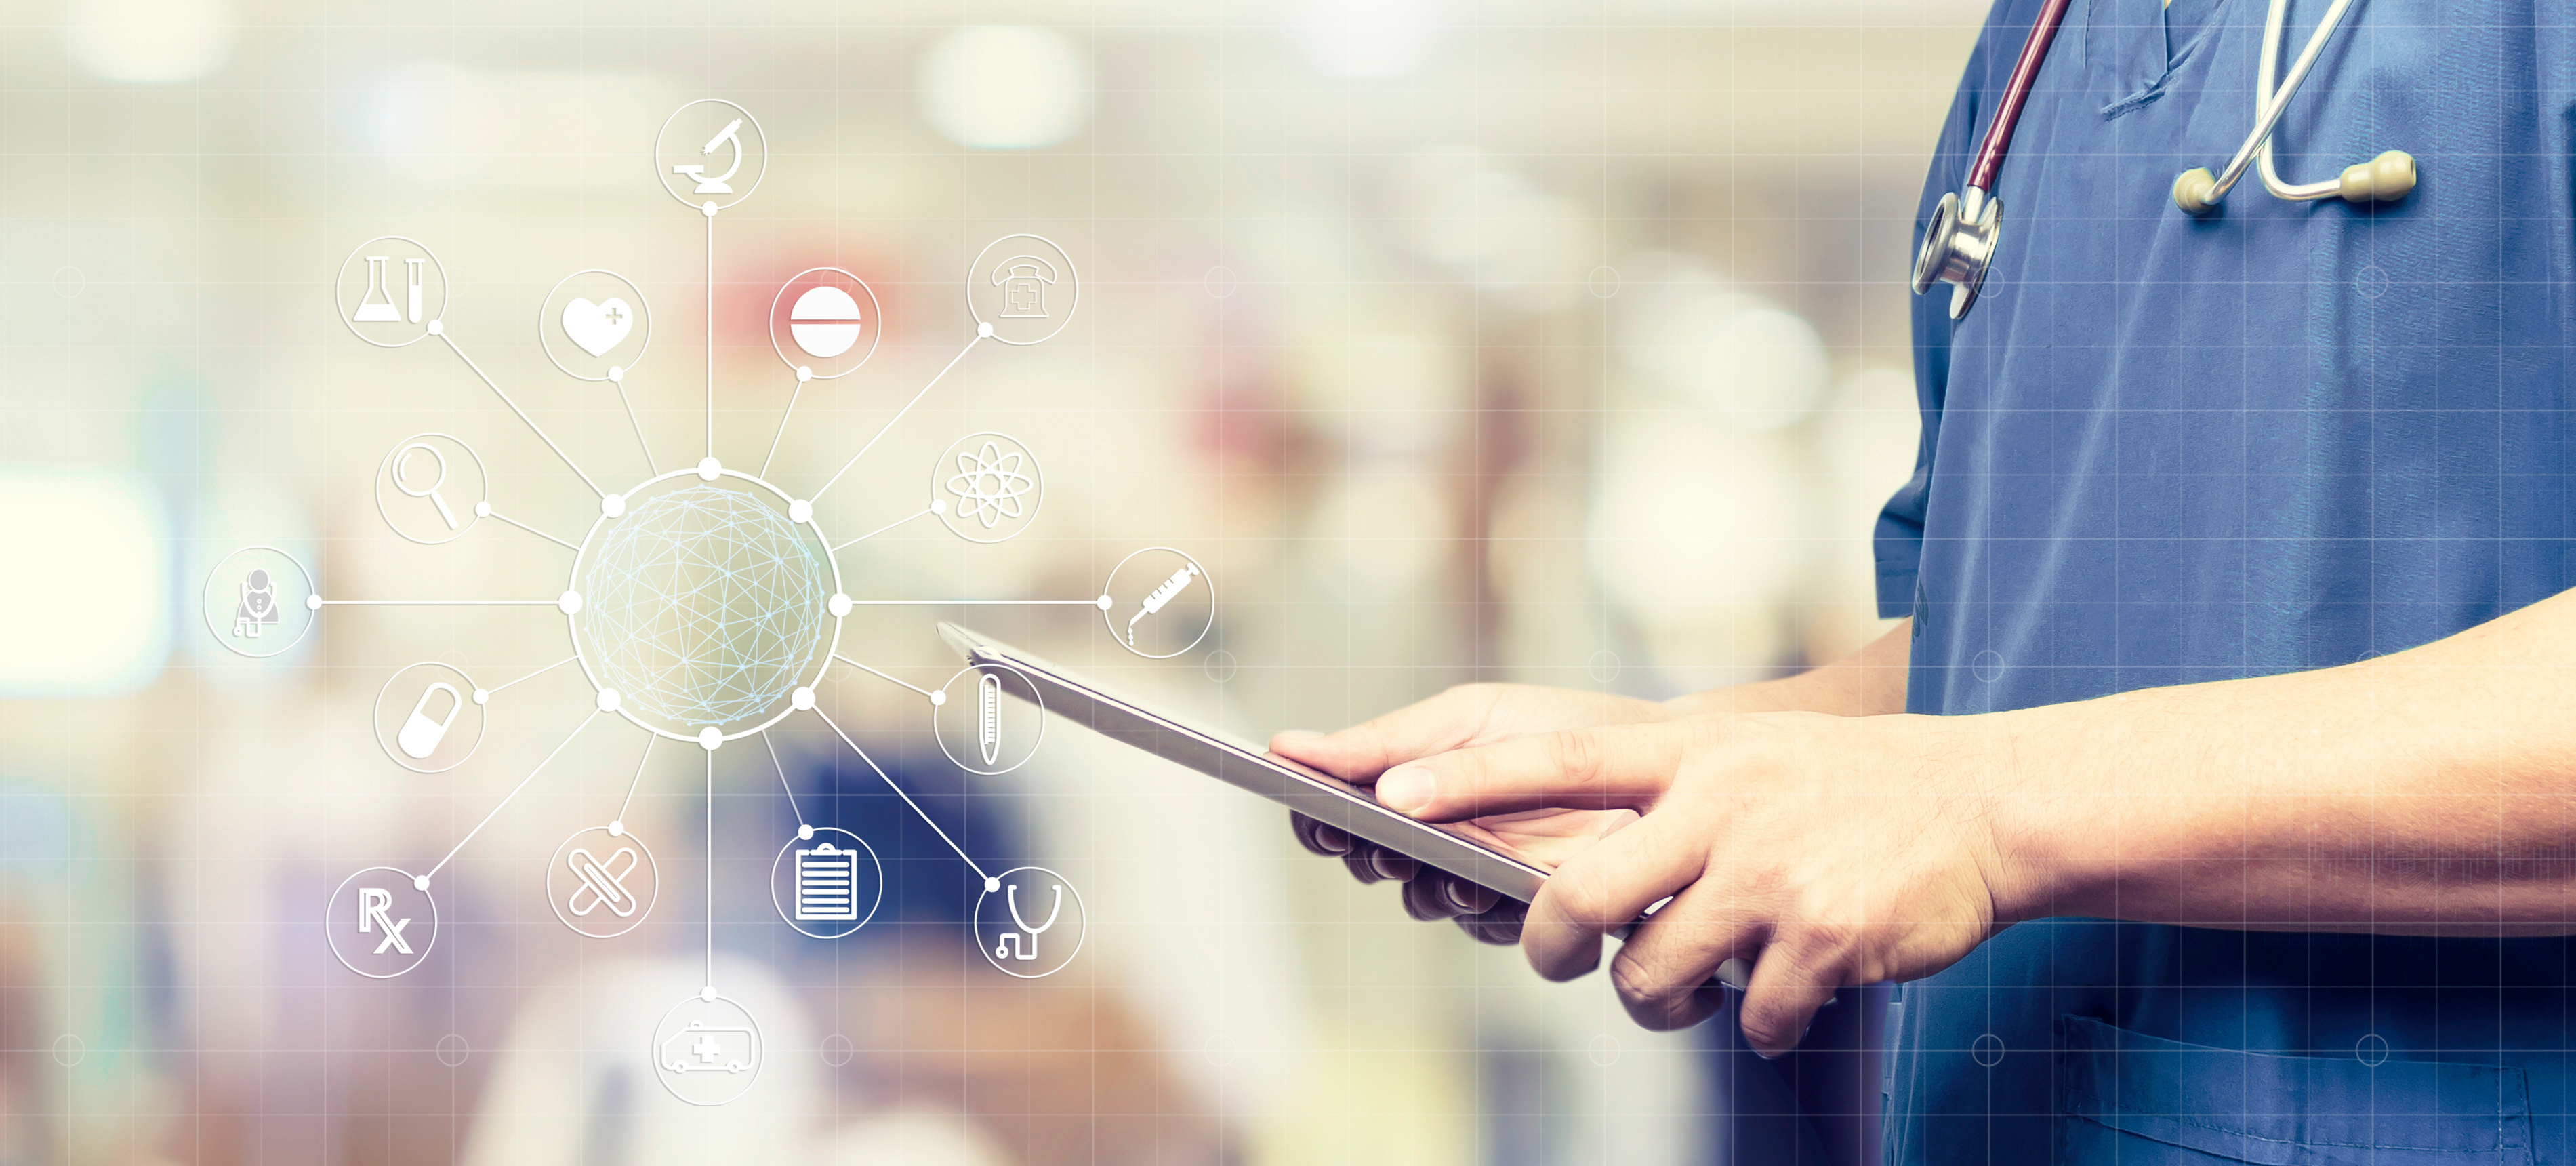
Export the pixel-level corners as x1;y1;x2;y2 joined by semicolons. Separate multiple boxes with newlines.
1127;563;1202;647
977;670;1002;766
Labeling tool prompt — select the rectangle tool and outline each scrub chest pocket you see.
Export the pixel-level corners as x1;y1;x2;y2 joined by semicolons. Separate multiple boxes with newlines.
2054;1016;2536;1165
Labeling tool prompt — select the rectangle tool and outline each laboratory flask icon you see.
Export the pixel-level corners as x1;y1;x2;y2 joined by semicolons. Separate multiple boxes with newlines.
973;866;1086;978
335;237;447;347
396;682;462;759
353;255;424;323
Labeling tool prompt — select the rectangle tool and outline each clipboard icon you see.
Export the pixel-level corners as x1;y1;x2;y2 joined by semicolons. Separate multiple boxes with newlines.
793;842;860;921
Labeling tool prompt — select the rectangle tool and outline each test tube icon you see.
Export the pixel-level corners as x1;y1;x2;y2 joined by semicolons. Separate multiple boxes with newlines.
977;671;1002;766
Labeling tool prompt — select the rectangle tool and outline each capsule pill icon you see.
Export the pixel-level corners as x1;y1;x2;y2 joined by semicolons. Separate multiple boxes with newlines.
398;682;464;759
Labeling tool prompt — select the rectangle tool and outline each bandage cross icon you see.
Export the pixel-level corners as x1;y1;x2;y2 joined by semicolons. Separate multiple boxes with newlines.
567;845;642;917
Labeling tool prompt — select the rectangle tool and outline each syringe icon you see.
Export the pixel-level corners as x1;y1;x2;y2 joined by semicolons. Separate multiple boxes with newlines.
977;670;1002;766
1127;563;1202;647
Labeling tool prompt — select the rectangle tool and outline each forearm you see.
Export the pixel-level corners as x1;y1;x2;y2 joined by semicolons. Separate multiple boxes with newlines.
1985;591;2576;932
1667;620;1912;720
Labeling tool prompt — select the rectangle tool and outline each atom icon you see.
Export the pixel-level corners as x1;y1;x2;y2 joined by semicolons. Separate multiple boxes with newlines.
945;437;1038;531
205;98;1218;1107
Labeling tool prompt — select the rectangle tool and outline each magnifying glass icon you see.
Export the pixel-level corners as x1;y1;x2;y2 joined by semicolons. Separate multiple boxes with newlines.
395;443;459;530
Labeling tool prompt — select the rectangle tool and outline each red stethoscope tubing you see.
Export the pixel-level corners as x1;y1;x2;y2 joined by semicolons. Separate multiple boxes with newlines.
1965;0;2074;192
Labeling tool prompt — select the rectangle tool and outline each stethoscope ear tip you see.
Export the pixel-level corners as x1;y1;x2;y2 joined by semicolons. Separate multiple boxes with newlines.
2172;168;2222;216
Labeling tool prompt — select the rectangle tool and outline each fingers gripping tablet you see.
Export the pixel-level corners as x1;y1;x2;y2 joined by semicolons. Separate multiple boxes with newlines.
935;622;1753;992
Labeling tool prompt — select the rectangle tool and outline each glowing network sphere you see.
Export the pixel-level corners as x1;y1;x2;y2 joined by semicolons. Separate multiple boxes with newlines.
579;484;829;729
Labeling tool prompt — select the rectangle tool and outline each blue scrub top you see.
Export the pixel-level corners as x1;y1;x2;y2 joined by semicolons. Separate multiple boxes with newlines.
1874;0;2576;1162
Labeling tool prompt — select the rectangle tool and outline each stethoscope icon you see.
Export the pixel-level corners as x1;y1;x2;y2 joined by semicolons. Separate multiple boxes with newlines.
394;443;459;530
995;881;1064;961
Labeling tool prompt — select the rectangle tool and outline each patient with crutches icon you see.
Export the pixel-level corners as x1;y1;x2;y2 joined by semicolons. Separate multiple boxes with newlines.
994;881;1063;961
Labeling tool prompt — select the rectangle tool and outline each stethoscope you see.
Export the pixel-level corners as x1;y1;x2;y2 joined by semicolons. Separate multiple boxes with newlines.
1913;0;2416;320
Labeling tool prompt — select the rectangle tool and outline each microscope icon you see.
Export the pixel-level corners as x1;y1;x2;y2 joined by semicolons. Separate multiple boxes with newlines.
673;118;745;195
992;880;1063;962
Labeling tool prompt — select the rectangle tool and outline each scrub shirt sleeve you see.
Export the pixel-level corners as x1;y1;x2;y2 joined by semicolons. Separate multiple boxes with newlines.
1873;438;1933;620
1875;0;2012;622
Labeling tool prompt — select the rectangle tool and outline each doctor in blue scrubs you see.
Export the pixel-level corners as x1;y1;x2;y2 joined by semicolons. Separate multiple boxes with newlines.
1276;0;2576;1160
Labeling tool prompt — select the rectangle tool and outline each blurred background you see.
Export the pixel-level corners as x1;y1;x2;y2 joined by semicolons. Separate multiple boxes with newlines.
0;0;1981;1162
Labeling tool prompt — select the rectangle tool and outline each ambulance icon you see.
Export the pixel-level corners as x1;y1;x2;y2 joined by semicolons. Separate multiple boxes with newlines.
660;1019;756;1074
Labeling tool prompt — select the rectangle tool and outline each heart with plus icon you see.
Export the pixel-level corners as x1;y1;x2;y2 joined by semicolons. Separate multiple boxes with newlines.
561;297;635;357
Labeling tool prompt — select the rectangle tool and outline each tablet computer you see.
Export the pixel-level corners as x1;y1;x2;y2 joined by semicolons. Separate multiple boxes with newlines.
937;621;1757;992
938;620;1553;902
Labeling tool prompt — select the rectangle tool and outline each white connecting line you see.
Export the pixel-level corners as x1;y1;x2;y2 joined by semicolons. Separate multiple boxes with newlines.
830;504;941;552
762;731;805;827
616;734;655;824
436;330;606;498
483;506;577;550
316;598;560;606
483;654;579;701
838;599;1105;607
705;750;715;987
832;652;935;700
422;709;601;885
704;209;716;462
809;335;983;505
809;706;991;885
616;377;657;476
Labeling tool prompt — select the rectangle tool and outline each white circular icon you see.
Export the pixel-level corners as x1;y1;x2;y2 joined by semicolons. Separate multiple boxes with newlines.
652;991;763;1106
973;866;1086;979
327;867;437;979
548;824;659;938
1098;546;1214;659
769;826;883;939
655;100;766;212
539;270;651;379
371;662;486;774
335;236;448;348
202;546;317;658
766;268;882;378
932;662;1045;776
933;431;1043;544
372;433;488;545
966;234;1079;346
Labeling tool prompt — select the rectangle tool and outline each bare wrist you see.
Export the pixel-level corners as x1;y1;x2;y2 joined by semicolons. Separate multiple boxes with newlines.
1934;704;2104;927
